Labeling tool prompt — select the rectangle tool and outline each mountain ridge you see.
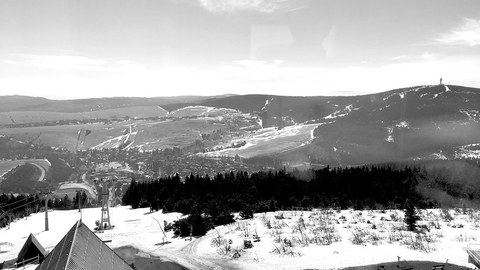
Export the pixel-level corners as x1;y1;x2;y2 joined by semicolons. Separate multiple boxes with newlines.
1;84;479;165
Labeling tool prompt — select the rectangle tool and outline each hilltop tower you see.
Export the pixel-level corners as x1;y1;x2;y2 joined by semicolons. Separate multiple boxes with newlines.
439;77;443;85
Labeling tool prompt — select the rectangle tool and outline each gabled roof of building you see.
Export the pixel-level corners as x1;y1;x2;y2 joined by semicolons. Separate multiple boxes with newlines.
35;220;133;270
17;233;47;263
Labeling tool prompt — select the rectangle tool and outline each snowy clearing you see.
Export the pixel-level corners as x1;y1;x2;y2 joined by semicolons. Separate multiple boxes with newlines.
201;209;479;270
1;207;479;270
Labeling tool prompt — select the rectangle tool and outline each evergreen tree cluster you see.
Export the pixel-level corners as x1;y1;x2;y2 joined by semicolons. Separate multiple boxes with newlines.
404;199;420;231
122;166;430;219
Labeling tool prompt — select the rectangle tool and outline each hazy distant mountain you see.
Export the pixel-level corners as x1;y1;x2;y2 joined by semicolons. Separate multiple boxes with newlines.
1;85;479;165
281;85;479;165
0;95;214;113
0;95;52;112
199;84;480;164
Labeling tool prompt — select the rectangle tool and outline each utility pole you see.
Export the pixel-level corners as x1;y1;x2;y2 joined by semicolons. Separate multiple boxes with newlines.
77;191;81;212
78;190;84;221
44;193;49;231
41;191;52;231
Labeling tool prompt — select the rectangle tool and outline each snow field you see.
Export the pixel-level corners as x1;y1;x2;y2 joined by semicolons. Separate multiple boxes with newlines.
203;123;319;158
2;207;480;270
198;209;480;270
0;207;184;266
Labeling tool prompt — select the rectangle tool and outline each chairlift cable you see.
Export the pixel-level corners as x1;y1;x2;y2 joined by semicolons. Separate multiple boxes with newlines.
0;197;42;217
0;196;34;210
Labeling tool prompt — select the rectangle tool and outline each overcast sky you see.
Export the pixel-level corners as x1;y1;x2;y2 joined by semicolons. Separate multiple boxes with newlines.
1;0;480;99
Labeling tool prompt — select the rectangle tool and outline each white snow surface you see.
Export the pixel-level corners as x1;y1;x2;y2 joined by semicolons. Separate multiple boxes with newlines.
0;207;187;269
202;123;322;158
169;106;238;117
383;86;428;101
1;207;479;270
385;127;394;143
324;104;357;119
57;182;97;198
433;85;451;99
460;110;480;122
430;151;449;160
262;98;274;111
396;121;410;128
455;143;480;159
197;209;479;269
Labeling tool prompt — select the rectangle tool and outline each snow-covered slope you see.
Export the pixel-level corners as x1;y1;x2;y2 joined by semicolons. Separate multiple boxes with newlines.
0;207;183;268
1;207;479;270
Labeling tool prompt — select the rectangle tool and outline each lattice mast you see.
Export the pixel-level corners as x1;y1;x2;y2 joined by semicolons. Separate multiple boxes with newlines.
98;177;115;230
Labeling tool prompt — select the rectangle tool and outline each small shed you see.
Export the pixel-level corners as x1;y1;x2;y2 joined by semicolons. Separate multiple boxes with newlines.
16;234;47;266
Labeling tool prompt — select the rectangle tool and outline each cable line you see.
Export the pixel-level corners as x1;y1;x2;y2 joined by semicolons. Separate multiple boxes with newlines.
0;196;34;210
0;197;42;216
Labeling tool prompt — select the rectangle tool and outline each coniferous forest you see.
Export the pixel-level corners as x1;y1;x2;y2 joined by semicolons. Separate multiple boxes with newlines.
121;165;462;235
122;166;430;216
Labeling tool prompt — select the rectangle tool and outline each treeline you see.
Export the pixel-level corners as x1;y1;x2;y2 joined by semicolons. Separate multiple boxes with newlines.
122;166;432;217
0;192;90;228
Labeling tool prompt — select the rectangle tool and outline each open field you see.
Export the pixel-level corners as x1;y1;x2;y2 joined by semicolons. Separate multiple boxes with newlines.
0;123;128;150
0;118;228;151
169;106;239;118
202;123;318;158
132;118;228;151
0;106;168;125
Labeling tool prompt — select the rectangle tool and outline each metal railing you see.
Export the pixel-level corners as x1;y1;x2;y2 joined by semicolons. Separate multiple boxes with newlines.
1;254;40;269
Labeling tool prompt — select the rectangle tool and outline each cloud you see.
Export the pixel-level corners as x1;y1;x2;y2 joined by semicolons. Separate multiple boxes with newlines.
435;18;480;46
195;0;303;14
15;54;108;70
390;53;440;62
